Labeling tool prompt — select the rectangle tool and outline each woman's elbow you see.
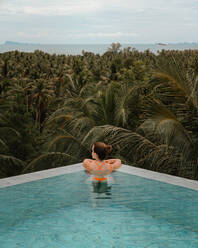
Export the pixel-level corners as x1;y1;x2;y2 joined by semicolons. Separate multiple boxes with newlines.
113;159;121;170
117;159;122;168
82;159;88;168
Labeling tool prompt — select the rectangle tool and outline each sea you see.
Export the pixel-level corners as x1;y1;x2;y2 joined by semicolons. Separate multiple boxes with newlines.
1;43;198;55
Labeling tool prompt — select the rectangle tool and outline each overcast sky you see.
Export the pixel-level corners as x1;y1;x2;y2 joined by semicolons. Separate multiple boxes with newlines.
0;0;198;44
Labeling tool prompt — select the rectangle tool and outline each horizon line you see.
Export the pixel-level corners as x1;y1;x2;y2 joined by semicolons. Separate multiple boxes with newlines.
1;41;198;46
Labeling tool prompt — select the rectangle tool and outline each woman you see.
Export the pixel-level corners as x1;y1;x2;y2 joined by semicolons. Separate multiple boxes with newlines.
83;142;121;193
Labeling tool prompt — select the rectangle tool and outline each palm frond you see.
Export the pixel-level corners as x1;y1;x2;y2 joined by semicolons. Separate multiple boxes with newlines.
82;124;157;162
0;127;21;144
0;139;9;153
115;84;139;127
23;152;79;173
139;98;192;156
0;113;9;124
0;154;25;178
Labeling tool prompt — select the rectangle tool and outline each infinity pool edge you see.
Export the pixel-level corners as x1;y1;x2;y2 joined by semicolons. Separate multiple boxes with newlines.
0;163;198;191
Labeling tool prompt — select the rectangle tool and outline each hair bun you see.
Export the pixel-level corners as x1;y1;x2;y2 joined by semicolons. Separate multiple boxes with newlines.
106;145;112;154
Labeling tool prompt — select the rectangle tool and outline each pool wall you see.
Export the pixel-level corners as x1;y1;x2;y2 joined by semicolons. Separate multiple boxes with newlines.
0;163;198;191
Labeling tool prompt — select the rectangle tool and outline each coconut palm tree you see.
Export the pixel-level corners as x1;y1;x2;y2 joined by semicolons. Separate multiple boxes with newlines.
31;79;55;130
0;112;26;178
137;51;198;179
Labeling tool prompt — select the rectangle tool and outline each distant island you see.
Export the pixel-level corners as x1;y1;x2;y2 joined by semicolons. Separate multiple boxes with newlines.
3;41;198;46
156;43;168;46
1;41;198;56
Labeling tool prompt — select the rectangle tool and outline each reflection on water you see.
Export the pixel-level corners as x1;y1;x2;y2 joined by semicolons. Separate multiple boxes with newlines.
92;181;112;200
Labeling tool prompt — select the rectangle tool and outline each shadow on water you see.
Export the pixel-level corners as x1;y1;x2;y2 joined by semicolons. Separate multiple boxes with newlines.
92;181;112;199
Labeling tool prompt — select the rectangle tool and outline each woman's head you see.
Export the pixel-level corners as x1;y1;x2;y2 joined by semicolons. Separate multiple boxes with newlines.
92;142;112;161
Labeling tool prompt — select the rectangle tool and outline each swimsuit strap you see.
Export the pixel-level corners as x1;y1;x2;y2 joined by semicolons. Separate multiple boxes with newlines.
95;161;105;170
94;161;107;182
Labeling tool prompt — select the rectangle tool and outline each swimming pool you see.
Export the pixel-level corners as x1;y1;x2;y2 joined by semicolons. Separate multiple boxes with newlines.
0;165;198;248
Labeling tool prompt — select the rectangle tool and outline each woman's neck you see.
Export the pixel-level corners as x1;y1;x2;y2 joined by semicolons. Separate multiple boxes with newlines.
95;158;104;162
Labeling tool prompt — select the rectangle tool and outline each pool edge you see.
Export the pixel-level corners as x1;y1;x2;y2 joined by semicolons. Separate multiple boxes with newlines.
0;163;83;188
0;163;198;191
118;165;198;191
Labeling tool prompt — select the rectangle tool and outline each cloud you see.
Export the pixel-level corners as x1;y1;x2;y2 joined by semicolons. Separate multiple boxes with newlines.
0;1;101;16
98;0;146;12
13;29;139;44
1;0;196;17
68;32;139;38
0;0;198;44
0;0;163;16
17;31;49;38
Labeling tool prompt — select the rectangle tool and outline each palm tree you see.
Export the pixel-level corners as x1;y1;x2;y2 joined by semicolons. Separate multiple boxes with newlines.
107;43;122;53
137;51;198;178
31;79;55;131
0;113;26;178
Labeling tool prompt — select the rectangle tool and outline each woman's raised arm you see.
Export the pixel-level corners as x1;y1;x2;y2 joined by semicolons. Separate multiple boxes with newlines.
108;159;121;171
83;159;93;170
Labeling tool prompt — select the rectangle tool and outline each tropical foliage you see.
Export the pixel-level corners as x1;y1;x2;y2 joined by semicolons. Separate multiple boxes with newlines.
1;45;198;180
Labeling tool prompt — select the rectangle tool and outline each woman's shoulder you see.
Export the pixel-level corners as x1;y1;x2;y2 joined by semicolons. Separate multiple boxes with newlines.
104;159;110;163
83;159;95;164
105;159;121;163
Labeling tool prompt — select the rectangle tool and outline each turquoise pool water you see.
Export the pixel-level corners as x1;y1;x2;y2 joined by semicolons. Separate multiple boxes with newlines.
0;171;198;248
